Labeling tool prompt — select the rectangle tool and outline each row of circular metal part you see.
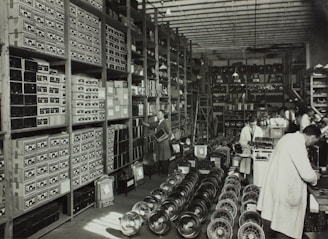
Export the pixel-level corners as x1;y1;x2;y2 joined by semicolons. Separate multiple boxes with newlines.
207;174;265;239
147;169;202;236
175;168;226;238
119;170;186;236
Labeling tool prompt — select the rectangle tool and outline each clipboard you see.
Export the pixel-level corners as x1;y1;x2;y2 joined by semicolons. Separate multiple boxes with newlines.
154;128;168;142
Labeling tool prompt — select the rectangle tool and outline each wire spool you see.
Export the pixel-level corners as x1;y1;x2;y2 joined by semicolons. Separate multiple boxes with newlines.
167;192;187;208
120;211;143;236
160;181;174;193
171;170;185;184
209;168;225;181
172;184;192;201
218;191;239;205
176;212;201;239
225;178;242;191
243;184;260;196
240;199;258;215
237;222;265;239
150;188;168;203
166;176;179;187
160;198;181;221
239;211;263;227
225;174;240;183
196;181;218;201
207;218;233;239
192;193;212;209
148;209;171;235
143;195;160;212
185;170;200;183
210;208;234;226
223;183;240;198
182;176;198;190
131;201;151;221
202;175;221;189
216;199;238;219
187;199;209;223
241;191;259;204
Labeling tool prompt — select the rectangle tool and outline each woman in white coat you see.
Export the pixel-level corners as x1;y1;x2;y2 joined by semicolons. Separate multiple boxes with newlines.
257;125;321;239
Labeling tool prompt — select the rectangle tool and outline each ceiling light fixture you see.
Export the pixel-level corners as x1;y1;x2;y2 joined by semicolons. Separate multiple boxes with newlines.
159;62;167;70
232;68;239;79
161;0;171;16
165;8;172;15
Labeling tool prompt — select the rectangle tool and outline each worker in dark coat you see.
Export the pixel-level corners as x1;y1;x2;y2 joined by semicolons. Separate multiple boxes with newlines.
143;110;172;175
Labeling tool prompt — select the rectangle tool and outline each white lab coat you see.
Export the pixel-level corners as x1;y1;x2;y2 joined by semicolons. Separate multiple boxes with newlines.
239;125;263;173
257;132;317;239
239;124;264;148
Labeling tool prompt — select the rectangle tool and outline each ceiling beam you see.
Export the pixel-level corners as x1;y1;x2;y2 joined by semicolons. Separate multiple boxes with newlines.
183;27;312;37
143;0;310;10
177;22;313;33
166;15;312;28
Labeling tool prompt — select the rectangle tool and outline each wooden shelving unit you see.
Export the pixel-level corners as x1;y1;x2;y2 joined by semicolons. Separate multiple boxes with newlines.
305;74;328;115
0;0;192;237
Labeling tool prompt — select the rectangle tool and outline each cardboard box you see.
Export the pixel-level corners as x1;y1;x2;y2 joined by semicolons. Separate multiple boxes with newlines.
9;33;36;49
58;169;69;181
72;154;80;165
115;88;129;105
48;160;60;174
36;136;48;151
48;184;60;199
35;150;48;164
36;176;48;191
55;8;65;23
60;179;70;194
12;137;37;154
9;18;35;35
37;116;49;127
36;163;48;177
72;176;80;189
48;173;59;185
9;3;34;21
13;153;36;169
36;189;48;203
45;41;57;55
15;194;37;211
14;166;36;183
13;180;36;197
80;173;89;185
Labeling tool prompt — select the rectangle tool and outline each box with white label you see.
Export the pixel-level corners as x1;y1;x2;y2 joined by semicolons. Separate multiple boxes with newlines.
9;3;34;20
15;193;37;211
13;153;36;169
14;166;36;183
9;33;36;49
13;180;36;197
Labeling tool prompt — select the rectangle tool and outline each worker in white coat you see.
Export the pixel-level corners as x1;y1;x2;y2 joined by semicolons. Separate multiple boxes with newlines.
238;115;263;175
257;125;321;239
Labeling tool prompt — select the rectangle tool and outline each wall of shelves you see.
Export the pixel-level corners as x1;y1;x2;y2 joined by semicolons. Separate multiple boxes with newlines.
0;0;192;237
211;58;285;136
305;74;328;115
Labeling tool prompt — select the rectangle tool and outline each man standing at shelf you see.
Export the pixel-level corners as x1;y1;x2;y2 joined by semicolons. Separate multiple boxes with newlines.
257;125;321;239
143;110;173;176
238;115;264;177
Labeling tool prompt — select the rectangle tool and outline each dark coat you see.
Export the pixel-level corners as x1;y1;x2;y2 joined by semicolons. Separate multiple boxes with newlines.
150;119;172;161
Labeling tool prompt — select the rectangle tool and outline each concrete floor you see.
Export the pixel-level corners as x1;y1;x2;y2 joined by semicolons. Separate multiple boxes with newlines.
40;173;327;239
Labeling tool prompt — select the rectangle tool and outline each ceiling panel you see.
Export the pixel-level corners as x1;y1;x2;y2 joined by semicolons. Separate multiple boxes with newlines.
139;0;319;60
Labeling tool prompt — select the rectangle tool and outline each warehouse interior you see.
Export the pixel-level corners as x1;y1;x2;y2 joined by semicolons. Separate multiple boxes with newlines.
0;0;328;238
